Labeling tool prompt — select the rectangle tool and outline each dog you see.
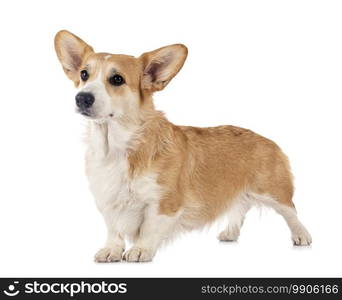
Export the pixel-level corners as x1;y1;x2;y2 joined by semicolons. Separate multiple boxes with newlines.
54;30;312;262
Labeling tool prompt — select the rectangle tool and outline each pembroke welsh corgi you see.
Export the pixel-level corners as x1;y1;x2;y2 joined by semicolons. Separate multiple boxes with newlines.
54;30;312;262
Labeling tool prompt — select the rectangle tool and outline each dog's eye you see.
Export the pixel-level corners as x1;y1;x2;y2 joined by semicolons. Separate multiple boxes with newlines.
80;70;89;81
109;74;125;86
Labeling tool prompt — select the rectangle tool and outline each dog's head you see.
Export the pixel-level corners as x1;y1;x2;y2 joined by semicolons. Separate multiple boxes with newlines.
54;30;187;122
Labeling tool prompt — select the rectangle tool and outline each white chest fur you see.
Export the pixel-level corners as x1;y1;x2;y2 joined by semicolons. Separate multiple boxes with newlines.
85;121;161;238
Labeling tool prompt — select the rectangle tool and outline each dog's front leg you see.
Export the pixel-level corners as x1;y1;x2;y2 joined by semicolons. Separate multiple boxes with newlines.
94;214;125;263
124;204;180;262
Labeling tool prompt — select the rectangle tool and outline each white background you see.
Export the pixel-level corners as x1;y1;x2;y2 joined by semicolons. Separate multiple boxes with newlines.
0;0;341;277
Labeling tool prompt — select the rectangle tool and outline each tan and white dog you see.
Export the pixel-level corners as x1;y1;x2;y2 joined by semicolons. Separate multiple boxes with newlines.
54;30;312;262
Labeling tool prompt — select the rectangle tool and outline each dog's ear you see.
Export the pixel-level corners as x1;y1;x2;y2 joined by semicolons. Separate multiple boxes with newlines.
140;44;188;92
54;30;94;83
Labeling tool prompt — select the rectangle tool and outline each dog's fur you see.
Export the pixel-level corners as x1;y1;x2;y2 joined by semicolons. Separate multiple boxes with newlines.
54;30;312;262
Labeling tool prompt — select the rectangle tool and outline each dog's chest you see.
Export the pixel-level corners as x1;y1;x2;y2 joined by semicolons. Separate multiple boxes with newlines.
85;122;161;224
87;154;132;209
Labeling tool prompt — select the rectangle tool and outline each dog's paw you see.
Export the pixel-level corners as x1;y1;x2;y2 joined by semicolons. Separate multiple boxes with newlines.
217;228;239;242
123;247;154;262
292;228;312;246
94;247;124;262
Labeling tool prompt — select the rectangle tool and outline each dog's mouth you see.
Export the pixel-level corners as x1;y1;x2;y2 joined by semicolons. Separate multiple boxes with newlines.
76;108;94;118
80;110;92;117
76;108;114;120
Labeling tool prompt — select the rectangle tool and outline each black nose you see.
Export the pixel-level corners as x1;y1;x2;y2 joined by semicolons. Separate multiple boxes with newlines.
75;92;95;109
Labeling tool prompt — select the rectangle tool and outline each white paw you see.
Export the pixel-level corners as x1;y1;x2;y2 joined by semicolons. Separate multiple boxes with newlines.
292;228;312;246
123;247;155;262
218;228;240;241
94;247;124;262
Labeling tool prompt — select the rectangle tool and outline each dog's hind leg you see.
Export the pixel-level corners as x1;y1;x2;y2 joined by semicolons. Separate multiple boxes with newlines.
274;203;312;246
218;195;251;242
248;191;312;246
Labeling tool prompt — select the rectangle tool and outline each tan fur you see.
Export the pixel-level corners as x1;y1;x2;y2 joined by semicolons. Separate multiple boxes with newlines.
55;30;311;262
128;112;294;222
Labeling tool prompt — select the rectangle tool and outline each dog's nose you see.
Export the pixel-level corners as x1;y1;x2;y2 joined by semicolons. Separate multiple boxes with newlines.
75;92;95;109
